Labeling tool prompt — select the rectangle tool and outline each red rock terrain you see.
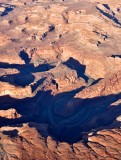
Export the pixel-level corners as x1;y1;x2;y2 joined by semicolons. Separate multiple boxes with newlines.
0;0;121;159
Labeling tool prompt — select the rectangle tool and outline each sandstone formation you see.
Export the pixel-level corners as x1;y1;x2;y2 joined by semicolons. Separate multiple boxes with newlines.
0;108;21;119
0;0;121;160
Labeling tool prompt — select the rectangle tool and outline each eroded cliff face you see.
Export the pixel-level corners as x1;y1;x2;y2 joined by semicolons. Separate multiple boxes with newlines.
0;0;121;159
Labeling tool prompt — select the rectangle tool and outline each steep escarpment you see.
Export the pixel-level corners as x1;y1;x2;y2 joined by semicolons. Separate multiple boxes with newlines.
0;0;121;159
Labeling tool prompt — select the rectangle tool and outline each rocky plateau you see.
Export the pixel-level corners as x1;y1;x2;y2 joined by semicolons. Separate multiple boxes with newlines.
0;0;121;160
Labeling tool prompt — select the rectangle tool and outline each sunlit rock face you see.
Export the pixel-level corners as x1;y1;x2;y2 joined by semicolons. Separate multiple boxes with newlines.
0;0;121;159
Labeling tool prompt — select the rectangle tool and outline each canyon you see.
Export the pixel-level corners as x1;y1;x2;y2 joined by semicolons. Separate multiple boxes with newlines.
0;0;121;159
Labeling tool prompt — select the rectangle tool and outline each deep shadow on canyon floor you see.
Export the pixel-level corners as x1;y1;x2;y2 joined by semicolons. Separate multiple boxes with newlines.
0;89;121;144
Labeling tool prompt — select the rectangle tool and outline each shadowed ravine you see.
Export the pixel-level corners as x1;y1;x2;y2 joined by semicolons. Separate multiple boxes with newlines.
0;0;121;159
0;89;121;143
